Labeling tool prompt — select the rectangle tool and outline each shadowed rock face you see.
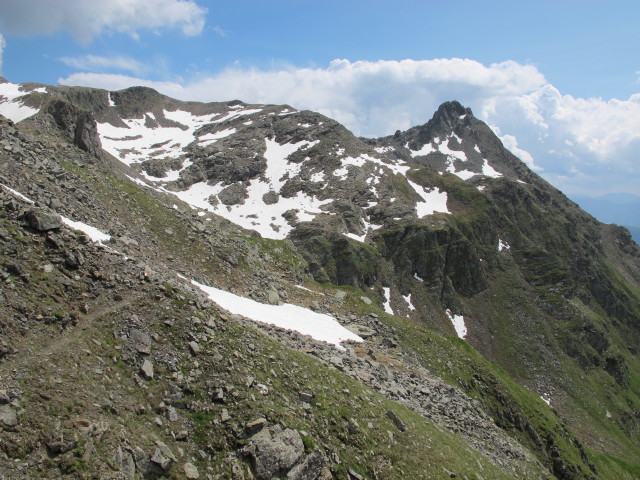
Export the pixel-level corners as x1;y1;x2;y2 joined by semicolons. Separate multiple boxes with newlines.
74;111;102;158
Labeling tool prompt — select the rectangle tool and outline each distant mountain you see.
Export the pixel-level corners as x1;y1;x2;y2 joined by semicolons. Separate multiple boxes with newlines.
571;193;640;241
626;225;640;243
1;80;640;479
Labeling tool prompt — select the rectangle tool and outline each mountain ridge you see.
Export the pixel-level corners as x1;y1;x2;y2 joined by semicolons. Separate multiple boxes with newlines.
0;80;639;479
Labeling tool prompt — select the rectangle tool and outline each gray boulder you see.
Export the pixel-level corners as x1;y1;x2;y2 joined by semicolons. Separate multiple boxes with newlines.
242;425;327;480
218;182;248;205
24;208;61;231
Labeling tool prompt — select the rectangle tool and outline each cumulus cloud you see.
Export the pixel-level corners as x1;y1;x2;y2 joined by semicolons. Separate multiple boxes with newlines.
0;0;207;43
59;58;640;195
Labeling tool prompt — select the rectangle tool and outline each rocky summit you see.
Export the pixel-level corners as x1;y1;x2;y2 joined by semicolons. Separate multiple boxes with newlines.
0;78;639;480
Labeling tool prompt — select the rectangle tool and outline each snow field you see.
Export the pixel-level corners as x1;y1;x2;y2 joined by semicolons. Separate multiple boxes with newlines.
0;82;40;123
446;309;467;339
187;278;362;350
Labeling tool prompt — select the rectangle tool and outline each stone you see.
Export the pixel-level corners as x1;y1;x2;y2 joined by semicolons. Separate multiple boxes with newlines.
151;448;173;471
211;387;224;403
267;289;280;305
167;406;178;422
262;190;279;205
64;249;85;269
386;410;406;432
347;418;360;434
286;450;326;480
347;468;364;480
359;296;373;305
129;329;152;354
242;426;304;480
24;208;61;231
329;356;344;370
298;391;314;403
0;404;17;427
115;447;136;480
245;417;267;435
189;341;201;355
221;408;231;422
140;359;154;380
218;182;248;205
345;324;376;339
184;462;200;479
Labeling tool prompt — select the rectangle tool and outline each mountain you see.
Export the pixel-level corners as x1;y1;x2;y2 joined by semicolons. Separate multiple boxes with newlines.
571;193;640;243
1;79;639;479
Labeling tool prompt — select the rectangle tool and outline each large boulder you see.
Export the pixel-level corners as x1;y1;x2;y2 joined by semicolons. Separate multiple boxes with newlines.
241;425;327;480
24;208;61;232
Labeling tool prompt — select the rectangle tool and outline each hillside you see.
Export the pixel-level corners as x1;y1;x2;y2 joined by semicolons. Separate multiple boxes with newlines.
0;79;639;479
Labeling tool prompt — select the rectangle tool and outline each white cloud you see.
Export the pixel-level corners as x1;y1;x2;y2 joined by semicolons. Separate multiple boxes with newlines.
58;58;640;196
0;0;207;43
212;25;228;37
59;55;147;75
0;33;5;74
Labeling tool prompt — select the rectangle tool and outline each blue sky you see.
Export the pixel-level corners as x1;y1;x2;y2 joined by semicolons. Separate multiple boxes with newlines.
1;0;639;205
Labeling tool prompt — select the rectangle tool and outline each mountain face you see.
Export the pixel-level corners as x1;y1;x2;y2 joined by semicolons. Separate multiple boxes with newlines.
0;79;639;479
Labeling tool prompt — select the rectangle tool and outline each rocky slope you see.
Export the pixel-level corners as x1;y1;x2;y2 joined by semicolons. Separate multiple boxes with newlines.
0;78;639;479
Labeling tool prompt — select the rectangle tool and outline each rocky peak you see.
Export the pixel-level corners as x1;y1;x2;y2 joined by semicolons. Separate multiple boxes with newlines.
430;100;473;131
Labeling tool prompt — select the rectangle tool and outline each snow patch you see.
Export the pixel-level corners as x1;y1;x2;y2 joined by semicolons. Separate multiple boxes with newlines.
198;128;236;147
446;309;467;339
403;293;415;312
171;138;330;239
1;183;35;204
482;159;502;178
407;179;449;217
409;142;436;157
60;216;111;243
0;82;40;123
383;287;394;315
187;278;362;350
374;146;394;154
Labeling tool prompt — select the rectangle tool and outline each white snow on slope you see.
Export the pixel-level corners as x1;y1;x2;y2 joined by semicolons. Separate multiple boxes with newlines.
98;115;201;166
1;183;35;204
446;309;467;339
198;128;236;147
97;107;261;167
0;82;40;123
343;216;382;243
383;287;394;315
172;138;332;239
407;179;449;217
60;216;111;243
482;159;502;178
0;184;112;247
409;134;503;182
187;278;362;350
409;142;436;157
402;293;415;315
439;136;468;163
